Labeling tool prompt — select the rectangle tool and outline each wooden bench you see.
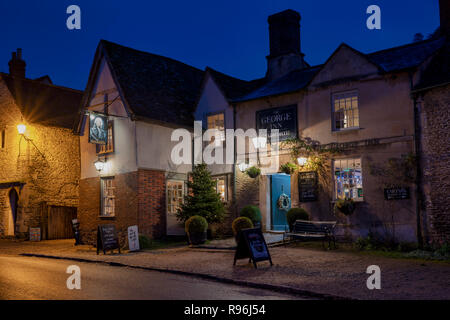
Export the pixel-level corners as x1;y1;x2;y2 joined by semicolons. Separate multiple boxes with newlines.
283;219;337;249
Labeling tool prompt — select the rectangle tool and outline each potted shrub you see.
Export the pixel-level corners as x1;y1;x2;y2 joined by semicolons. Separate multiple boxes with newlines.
334;198;356;216
240;205;262;229
245;166;261;178
185;215;208;245
231;217;254;243
279;162;297;175
286;208;310;231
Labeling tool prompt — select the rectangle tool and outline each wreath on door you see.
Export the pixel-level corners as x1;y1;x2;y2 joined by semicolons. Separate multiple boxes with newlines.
277;193;291;211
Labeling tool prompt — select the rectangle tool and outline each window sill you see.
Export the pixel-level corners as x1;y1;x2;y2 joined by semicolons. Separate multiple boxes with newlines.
99;215;116;219
97;151;114;156
332;127;362;133
331;199;364;204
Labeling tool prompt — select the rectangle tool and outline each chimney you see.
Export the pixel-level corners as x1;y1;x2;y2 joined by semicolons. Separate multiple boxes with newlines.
266;9;307;81
439;0;450;37
8;48;26;78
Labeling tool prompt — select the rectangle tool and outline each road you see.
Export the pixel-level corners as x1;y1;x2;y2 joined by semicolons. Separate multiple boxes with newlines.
0;255;303;300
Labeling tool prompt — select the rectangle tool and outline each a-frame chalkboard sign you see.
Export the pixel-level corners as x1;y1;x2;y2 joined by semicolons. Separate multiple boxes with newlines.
97;224;121;255
233;228;273;269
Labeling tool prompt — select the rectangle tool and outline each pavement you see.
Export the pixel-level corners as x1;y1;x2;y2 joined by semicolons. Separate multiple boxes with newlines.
1;239;449;300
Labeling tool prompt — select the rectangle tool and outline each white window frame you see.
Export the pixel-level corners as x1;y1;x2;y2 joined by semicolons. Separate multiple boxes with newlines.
101;177;115;217
332;91;359;131
166;180;185;215
213;176;227;202
207;112;225;142
333;158;364;201
97;121;114;154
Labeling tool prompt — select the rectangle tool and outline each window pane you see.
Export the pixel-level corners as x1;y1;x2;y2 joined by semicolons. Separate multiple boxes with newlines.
333;92;359;130
334;158;363;201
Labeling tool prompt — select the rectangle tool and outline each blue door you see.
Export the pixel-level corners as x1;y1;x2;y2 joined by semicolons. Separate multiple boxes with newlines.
271;174;291;231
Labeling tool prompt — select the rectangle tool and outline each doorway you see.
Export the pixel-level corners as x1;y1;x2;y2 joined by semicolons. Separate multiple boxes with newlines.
8;188;18;236
270;174;291;231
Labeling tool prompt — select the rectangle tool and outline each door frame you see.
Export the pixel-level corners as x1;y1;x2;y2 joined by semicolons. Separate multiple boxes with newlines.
267;173;291;232
8;188;19;236
165;179;186;236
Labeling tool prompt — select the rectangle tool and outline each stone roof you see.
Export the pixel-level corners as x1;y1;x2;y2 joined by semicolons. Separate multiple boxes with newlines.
234;37;447;103
1;73;83;129
101;40;205;127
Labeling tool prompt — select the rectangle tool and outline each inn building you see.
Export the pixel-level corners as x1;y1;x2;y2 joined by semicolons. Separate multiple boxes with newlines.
77;1;449;245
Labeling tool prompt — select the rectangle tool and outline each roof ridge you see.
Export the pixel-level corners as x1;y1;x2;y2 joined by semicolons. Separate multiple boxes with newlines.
100;39;204;73
0;72;82;93
366;36;445;56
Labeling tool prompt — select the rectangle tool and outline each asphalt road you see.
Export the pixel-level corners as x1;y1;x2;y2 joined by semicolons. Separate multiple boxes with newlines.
0;255;303;300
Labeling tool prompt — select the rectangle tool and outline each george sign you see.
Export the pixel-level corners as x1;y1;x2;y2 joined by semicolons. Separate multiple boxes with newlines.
384;187;410;200
97;224;121;255
298;171;318;202
88;112;108;145
72;219;82;245
127;225;140;252
233;228;273;269
256;105;297;142
29;227;41;242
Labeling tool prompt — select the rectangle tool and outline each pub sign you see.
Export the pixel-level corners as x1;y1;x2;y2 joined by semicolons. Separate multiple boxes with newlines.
89;112;108;145
256;105;297;142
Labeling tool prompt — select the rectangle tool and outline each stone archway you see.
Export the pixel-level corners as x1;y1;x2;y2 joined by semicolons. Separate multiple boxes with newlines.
8;188;19;236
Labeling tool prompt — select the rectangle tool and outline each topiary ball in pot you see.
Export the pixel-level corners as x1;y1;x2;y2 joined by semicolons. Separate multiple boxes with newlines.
185;215;208;245
286;208;310;231
232;217;254;244
240;205;262;229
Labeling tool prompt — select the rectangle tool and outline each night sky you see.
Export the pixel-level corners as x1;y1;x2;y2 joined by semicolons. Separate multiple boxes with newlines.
0;0;441;90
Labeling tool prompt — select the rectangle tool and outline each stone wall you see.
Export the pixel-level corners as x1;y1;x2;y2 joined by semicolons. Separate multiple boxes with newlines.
420;84;450;243
0;79;80;237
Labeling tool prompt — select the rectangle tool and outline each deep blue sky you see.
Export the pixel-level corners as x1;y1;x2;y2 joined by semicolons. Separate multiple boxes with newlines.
0;0;441;90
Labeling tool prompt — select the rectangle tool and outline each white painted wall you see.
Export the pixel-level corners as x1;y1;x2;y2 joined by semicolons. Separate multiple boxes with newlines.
195;74;233;175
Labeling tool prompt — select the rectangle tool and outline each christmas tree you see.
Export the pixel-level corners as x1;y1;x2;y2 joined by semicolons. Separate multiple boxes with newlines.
177;163;225;224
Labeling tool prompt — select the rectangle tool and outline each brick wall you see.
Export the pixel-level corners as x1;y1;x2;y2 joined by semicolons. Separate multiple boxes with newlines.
420;84;450;243
79;172;139;246
138;169;166;239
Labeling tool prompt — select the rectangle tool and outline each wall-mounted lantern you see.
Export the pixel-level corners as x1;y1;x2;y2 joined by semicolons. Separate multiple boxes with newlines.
297;157;308;166
17;124;26;135
94;159;106;172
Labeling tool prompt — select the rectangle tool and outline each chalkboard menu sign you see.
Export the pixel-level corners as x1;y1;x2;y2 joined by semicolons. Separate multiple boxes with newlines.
384;187;410;200
298;171;318;202
97;224;121;255
234;228;273;269
256;105;297;142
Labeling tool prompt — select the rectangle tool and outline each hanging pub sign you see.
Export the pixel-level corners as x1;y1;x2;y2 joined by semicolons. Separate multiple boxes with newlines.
298;171;318;202
234;228;273;269
88;112;108;145
256;105;297;142
97;224;121;255
384;187;410;200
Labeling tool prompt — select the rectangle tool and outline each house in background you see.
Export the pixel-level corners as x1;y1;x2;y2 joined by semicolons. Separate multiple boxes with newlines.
0;49;82;239
76;40;204;245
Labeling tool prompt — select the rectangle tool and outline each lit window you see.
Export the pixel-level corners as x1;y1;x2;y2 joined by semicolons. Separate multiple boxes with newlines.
332;91;359;130
167;181;185;214
213;176;227;202
101;177;115;216
334;158;363;201
97;122;114;154
207;113;225;142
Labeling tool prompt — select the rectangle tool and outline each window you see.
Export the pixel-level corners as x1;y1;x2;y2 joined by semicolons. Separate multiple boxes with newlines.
332;91;359;130
97;122;114;154
167;181;184;214
101;177;115;216
213;176;227;202
1;129;5;149
334;158;363;201
207;113;225;142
